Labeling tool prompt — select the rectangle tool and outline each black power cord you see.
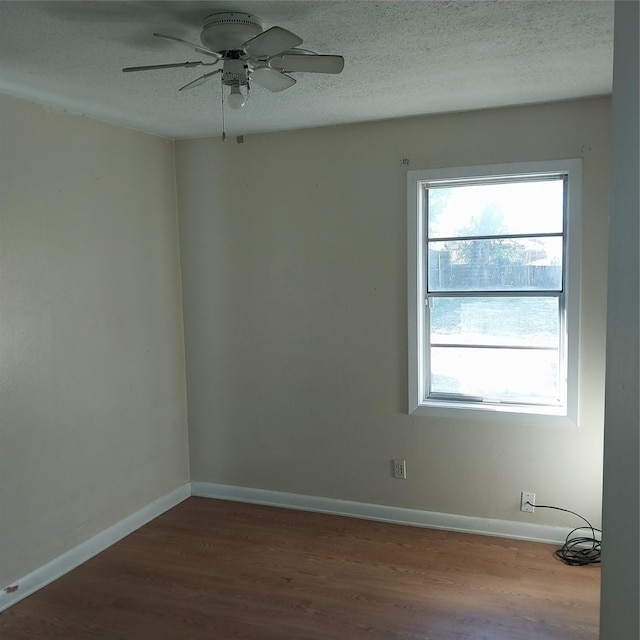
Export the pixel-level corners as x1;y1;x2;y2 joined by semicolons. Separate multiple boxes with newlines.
527;502;602;566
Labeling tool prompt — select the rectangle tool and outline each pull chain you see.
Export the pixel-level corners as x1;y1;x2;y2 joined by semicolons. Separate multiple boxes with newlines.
221;86;226;142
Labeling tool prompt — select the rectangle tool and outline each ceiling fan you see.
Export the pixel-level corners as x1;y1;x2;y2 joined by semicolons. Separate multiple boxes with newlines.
123;12;345;109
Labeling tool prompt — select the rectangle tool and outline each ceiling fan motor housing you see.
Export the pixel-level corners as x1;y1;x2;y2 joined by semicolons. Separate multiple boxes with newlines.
201;12;263;53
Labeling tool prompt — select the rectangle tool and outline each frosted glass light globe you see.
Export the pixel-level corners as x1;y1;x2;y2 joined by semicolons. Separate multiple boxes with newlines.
227;86;246;109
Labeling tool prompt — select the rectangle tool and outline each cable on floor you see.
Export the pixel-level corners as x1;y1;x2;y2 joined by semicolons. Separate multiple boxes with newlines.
527;502;602;566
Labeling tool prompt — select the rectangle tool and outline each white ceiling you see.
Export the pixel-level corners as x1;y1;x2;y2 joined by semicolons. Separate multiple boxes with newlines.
0;1;614;139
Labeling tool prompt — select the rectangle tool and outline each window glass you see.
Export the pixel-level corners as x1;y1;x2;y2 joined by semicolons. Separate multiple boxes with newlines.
429;297;560;348
427;179;564;239
430;346;560;403
427;237;563;291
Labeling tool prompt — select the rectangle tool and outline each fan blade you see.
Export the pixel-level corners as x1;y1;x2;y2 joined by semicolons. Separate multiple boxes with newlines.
251;68;296;92
179;69;222;91
123;61;208;73
153;33;221;59
269;54;344;74
244;26;303;59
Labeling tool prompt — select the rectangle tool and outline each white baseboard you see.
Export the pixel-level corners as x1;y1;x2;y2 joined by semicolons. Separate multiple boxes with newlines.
191;482;571;545
0;483;191;613
1;481;571;614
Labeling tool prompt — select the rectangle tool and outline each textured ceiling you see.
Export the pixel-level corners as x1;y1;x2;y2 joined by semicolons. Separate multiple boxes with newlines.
0;1;614;139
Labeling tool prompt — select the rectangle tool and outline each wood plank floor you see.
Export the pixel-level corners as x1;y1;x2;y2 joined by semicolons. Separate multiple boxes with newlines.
1;497;600;640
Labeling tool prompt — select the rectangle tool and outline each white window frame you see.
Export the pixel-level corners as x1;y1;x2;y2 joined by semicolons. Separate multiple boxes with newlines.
407;159;581;426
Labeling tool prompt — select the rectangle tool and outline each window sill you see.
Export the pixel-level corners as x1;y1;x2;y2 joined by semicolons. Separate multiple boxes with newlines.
409;399;578;427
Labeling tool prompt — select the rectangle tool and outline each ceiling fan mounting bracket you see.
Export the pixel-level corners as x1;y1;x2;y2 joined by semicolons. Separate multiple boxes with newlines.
200;12;263;53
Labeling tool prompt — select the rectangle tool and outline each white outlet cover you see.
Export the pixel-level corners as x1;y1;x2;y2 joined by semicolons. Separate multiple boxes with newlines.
521;491;536;513
393;459;407;479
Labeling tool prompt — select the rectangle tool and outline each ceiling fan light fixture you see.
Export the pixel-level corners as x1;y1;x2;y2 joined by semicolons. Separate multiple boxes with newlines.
227;83;247;109
222;59;249;109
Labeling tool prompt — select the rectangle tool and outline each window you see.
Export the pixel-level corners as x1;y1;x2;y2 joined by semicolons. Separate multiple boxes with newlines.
407;160;581;423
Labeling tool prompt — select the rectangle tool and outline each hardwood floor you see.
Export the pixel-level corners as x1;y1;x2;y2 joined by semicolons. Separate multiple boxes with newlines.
0;497;600;640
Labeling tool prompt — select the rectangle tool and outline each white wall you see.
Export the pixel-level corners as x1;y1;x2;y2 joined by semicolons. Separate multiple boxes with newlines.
176;97;609;529
600;1;640;637
0;94;190;587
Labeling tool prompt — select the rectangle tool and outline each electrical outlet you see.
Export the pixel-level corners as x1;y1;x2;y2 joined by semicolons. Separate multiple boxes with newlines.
393;459;407;479
521;491;536;513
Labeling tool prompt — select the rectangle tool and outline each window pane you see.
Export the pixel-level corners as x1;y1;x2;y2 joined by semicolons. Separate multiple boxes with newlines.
428;179;564;239
428;236;562;291
430;347;560;404
430;297;559;348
